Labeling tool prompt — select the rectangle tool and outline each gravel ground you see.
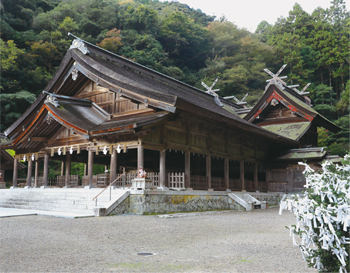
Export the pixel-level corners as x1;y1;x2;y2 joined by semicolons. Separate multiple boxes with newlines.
0;207;317;273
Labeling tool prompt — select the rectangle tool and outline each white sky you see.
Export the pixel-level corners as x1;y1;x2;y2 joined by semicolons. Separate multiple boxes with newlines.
173;0;349;32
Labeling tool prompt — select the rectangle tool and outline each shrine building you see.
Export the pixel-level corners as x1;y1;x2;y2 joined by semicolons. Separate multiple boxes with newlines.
1;34;341;194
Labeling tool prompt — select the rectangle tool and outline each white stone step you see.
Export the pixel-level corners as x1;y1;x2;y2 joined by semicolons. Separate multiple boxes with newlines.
0;188;129;214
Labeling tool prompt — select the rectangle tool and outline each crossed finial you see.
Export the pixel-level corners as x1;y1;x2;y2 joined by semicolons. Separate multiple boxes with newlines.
264;64;288;91
223;93;249;106
293;83;311;95
201;78;223;107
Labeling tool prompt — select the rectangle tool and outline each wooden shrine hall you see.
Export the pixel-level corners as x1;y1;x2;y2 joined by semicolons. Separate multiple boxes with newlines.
1;34;341;193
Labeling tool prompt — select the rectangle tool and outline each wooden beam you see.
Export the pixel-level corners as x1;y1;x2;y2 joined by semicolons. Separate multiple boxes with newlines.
12;158;18;188
43;154;49;187
65;153;71;187
110;148;117;183
240;161;245;191
159;150;166;188
185;151;190;188
27;157;33;187
206;155;211;189
224;157;229;189
34;160;39;188
31;137;50;142
88;150;94;188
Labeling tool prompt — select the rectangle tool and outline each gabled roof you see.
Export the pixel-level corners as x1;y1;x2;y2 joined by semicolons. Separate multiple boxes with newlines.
5;34;299;148
261;121;311;141
244;84;341;133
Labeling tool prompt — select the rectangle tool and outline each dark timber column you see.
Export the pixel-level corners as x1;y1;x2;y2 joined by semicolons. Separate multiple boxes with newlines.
34;160;39;188
240;161;245;191
137;145;144;169
26;156;33;187
185;151;191;189
84;164;87;176
65;153;71;187
206;155;211;189
60;161;65;176
159;150;166;188
42;154;49;188
254;163;258;191
110;148;117;183
224;157;229;189
87;150;94;188
12;157;18;188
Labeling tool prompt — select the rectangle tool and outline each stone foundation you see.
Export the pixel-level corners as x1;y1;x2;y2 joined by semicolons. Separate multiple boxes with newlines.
109;190;246;215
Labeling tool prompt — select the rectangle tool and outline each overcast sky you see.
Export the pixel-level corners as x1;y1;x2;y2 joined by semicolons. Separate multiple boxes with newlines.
172;0;349;32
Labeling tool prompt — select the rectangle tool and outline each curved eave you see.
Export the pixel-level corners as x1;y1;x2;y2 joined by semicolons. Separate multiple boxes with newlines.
4;92;47;138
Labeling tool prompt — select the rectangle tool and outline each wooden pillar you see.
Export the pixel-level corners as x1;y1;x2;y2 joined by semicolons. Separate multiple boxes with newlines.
34;160;39;188
185;151;191;188
12;157;18;188
137;145;144;169
254;163;258;191
88;150;94;188
224;157;229;189
26;157;33;187
240;161;245;191
65;153;71;187
42;154;49;188
60;161;65;176
159;150;166;188
206;155;211;189
110;148;117;183
84;164;87;176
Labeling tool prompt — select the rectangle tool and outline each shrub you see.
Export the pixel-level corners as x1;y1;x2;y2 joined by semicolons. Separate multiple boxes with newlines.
280;155;350;273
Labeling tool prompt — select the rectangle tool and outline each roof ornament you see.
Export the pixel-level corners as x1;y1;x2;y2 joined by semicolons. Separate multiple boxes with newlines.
264;64;287;91
44;94;60;108
72;67;79;81
293;83;311;95
201;78;224;107
223;93;249;106
69;37;90;55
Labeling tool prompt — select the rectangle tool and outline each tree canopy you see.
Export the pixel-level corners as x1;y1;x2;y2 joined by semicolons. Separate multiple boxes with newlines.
1;0;349;155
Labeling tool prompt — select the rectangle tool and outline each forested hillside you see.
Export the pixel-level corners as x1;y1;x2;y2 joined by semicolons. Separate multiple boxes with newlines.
1;0;349;155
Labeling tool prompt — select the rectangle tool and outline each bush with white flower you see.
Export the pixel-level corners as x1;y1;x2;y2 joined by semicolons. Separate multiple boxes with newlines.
280;154;350;273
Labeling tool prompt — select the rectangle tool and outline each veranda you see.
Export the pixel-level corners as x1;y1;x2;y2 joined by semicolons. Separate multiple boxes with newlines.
13;144;267;192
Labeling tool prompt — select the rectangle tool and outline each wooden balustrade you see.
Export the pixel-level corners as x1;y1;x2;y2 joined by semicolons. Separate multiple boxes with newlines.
168;172;185;189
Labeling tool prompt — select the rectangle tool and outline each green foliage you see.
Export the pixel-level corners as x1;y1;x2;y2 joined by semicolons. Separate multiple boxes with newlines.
0;39;24;71
0;91;36;132
0;0;348;154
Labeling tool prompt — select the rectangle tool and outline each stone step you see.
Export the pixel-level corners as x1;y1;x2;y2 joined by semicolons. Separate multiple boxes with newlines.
0;203;98;213
0;188;128;214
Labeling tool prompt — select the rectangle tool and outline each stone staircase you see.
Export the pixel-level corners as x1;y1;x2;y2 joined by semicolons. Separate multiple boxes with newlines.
228;192;266;211
0;187;129;216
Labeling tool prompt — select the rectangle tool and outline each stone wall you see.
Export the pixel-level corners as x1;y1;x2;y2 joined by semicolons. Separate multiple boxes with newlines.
109;191;245;215
250;192;282;206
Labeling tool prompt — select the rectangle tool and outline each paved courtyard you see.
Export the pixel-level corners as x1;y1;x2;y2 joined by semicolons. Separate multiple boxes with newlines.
0;207;317;272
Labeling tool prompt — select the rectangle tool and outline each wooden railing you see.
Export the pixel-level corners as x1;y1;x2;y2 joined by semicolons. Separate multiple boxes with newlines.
56;175;79;187
168;172;185;189
191;175;206;190
92;172;125;206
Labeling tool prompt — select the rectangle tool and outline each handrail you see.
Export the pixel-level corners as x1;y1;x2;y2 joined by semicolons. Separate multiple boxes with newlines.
92;172;125;201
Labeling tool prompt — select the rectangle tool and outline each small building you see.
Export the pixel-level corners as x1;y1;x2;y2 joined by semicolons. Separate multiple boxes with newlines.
1;35;341;193
243;74;341;191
